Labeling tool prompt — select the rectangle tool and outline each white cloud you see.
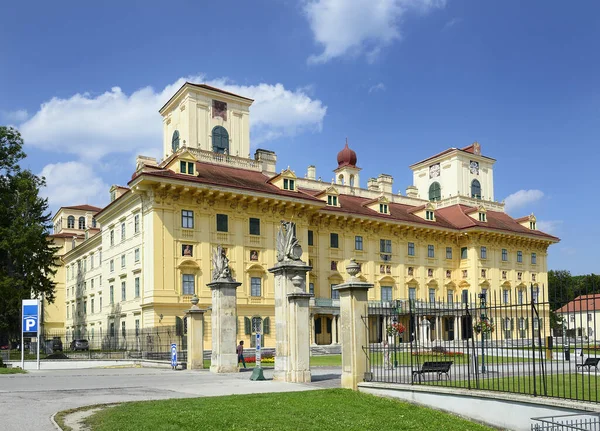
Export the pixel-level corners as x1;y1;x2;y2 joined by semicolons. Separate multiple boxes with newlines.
18;75;327;158
1;109;29;124
561;247;576;256
504;189;544;213
304;0;446;64
537;220;563;234
442;17;461;30
39;161;109;209
368;82;386;93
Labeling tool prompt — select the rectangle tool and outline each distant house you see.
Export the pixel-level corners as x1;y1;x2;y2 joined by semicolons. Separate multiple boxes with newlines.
555;294;600;340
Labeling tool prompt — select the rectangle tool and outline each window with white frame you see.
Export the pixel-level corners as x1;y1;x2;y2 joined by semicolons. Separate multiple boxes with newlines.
135;248;140;262
251;277;262;297
381;286;392;302
182;274;195;295
134;214;140;234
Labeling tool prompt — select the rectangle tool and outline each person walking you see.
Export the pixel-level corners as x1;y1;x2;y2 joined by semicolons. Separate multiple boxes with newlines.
237;340;246;368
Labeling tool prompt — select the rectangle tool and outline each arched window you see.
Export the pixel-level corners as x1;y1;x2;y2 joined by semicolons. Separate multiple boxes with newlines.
92;218;97;228
338;174;344;185
471;179;481;199
349;174;355;187
428;182;441;201
67;216;75;229
78;216;86;230
172;130;180;153
212;126;229;154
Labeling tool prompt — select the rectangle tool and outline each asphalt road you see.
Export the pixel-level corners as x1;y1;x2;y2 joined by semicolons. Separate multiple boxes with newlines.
0;367;341;431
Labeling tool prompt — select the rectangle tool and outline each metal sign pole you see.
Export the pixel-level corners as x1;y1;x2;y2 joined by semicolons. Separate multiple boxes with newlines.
21;302;24;370
36;299;40;370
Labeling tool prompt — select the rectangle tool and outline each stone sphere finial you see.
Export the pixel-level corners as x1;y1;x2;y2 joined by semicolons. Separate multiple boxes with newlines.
346;259;360;279
291;274;304;289
190;294;199;306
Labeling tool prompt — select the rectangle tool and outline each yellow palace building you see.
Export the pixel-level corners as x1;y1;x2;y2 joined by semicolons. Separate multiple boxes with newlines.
46;82;559;349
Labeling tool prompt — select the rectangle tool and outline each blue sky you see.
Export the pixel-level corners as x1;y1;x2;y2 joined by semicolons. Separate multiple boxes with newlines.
1;0;598;274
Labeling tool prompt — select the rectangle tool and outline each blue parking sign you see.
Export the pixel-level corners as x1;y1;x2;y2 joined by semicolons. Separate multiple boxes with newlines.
171;343;177;369
22;300;39;334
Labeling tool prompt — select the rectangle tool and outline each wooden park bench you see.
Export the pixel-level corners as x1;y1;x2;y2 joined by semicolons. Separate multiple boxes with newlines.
576;357;600;372
412;361;453;382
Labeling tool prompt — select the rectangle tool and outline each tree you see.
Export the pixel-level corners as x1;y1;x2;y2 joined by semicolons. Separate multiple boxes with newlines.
0;126;58;340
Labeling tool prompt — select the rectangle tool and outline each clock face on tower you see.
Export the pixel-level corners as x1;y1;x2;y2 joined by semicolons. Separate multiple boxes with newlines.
429;163;440;178
469;161;479;175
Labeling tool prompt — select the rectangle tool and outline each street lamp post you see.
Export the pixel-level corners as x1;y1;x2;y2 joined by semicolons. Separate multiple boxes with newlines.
478;292;487;374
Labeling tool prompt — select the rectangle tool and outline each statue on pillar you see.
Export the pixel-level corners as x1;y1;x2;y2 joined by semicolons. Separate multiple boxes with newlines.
276;220;303;262
212;245;234;282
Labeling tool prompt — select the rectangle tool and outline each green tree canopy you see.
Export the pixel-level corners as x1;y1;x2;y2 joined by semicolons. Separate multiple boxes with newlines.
0;126;58;338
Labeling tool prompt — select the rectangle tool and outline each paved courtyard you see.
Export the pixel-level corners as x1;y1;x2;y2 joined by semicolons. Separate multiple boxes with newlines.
0;366;341;431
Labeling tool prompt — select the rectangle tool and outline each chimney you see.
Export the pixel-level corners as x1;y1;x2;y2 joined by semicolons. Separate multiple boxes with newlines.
254;149;277;175
406;186;419;198
307;165;316;180
367;178;379;192
377;174;393;194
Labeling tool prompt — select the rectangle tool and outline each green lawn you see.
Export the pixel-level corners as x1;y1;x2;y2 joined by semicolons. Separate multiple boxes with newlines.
427;373;600;402
0;367;26;374
83;389;493;431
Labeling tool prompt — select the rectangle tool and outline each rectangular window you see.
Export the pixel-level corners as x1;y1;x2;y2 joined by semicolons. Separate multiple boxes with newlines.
135;248;140;262
429;288;436;303
110;230;114;246
331;284;339;300
408;242;415;256
309;283;315;295
121;254;126;268
134;214;140;234
91;279;94;290
121;281;126;301
446;247;452;259
462;289;469;304
330;233;339;248
91;298;95;314
251;277;262;297
90;255;94;269
381;286;392;302
379;203;388;213
283;178;295;191
531;253;537;264
425;210;434;220
188;162;194;175
110;260;114;272
328;195;338;206
517;251;523;263
180;160;187;173
480;246;487;259
121;222;125;241
121;321;126;338
99;251;102;264
135;277;140;298
99;296;102;310
428;245;435;258
447;291;454;304
135;319;140;337
380;239;392;254
308;230;314;246
182;274;195;295
518;290;524;305
461;247;468;259
409;287;416;301
109;286;114;304
249;218;260;235
216;214;228;232
182;210;194;229
503;290;509;304
83;300;87;314
502;249;508;261
355;236;363;250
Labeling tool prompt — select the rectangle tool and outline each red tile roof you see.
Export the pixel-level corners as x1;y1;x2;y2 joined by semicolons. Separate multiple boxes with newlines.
130;161;558;241
159;82;254;113
49;233;84;239
410;146;495;168
556;294;600;314
61;204;103;212
134;162;323;203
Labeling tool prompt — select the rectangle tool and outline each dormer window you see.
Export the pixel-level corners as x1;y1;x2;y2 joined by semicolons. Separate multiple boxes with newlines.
180;161;195;175
530;221;536;230
327;195;338;206
283;178;295;191
379;203;389;214
479;212;486;222
426;210;435;221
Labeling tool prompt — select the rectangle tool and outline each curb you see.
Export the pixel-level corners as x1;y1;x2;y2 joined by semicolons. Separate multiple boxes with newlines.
50;412;63;430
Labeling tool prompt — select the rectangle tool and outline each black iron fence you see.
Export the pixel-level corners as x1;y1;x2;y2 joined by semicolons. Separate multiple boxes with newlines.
364;282;600;403
1;326;186;361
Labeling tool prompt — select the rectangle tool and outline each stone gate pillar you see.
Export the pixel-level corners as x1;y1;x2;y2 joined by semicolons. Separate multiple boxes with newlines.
334;259;373;390
186;295;206;370
208;245;242;373
268;221;313;383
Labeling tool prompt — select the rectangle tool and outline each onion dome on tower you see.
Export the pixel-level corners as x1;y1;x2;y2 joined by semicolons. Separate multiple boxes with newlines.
337;139;357;168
